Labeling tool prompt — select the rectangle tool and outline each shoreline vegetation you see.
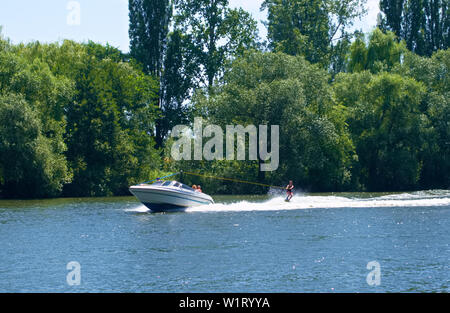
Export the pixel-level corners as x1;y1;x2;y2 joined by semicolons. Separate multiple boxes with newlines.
0;0;449;199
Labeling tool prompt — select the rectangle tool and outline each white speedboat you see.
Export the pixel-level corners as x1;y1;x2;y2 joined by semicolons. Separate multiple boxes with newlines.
129;180;214;212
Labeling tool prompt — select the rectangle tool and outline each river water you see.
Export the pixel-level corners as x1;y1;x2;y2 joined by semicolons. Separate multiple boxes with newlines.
0;190;449;292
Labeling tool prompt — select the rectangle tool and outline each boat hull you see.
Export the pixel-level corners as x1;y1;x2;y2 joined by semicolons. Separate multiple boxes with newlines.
141;202;187;212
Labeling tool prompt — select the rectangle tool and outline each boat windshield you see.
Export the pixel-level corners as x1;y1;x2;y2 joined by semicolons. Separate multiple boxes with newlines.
150;181;194;191
180;184;195;191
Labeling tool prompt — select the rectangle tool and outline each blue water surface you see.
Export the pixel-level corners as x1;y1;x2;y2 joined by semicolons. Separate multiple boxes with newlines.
0;192;449;292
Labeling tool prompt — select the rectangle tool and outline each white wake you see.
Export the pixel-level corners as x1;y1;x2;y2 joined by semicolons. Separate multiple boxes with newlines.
126;190;450;213
188;191;450;213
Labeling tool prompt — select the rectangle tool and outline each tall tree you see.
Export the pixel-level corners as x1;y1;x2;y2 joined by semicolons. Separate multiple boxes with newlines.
129;0;173;147
129;0;259;146
129;0;172;78
174;0;260;88
262;0;367;66
379;0;405;36
380;0;449;56
159;29;198;146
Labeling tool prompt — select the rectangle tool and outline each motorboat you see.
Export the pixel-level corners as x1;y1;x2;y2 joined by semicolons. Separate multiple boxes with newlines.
129;180;214;212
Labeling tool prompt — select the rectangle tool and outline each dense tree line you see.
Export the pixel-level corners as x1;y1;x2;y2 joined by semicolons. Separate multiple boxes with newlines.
179;42;449;194
0;38;161;198
0;1;449;198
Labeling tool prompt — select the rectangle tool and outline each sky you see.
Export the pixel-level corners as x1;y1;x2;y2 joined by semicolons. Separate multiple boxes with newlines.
0;0;381;53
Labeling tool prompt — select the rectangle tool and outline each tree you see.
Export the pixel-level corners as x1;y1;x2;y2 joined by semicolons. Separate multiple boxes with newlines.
333;71;428;191
394;49;450;188
330;33;352;76
348;32;368;72
129;1;259;147
159;30;198;147
0;43;73;198
379;0;405;36
380;0;449;56
348;28;406;73
0;93;70;198
174;0;260;88
129;0;172;78
61;43;160;196
262;0;367;66
129;0;173;148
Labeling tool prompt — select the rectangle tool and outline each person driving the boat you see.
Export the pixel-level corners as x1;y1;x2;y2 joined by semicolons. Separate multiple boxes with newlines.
196;185;203;193
286;180;294;201
192;185;197;190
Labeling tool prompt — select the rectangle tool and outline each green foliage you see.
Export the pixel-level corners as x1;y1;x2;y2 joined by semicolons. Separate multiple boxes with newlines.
129;0;172;77
393;49;450;187
2;5;450;198
174;0;260;87
0;93;71;198
330;34;352;76
334;71;428;190
0;43;72;198
190;52;355;192
0;37;161;198
128;0;173;148
348;28;406;73
159;30;197;145
348;33;368;72
380;0;449;56
129;0;259;147
262;0;367;67
57;42;161;196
